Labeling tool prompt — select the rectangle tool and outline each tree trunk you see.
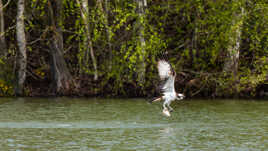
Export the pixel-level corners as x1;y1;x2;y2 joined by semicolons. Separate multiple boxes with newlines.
15;0;27;96
223;3;245;96
0;0;7;56
188;4;199;69
48;0;72;94
76;0;98;81
224;6;245;75
136;0;146;86
98;0;112;70
105;0;112;70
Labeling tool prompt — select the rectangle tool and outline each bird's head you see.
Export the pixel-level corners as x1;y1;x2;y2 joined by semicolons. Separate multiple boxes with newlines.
176;93;185;100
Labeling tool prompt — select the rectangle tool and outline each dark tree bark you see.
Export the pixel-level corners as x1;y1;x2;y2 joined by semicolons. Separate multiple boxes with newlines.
104;0;112;70
0;0;7;55
15;0;27;96
97;0;112;70
48;0;72;94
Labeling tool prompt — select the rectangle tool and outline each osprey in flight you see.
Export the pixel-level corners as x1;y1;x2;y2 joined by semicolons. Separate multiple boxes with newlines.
150;59;185;116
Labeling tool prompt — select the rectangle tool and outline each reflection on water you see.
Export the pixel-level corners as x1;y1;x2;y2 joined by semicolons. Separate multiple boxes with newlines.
0;98;267;150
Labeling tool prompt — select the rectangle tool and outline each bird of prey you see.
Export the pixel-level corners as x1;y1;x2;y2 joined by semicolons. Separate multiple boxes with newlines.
150;59;185;116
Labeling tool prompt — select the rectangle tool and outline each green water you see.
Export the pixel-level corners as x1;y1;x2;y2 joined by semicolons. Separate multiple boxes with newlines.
0;98;267;150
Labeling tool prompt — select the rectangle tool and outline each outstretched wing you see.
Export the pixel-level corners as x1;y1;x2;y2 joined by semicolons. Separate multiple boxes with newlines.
157;60;172;80
157;60;176;93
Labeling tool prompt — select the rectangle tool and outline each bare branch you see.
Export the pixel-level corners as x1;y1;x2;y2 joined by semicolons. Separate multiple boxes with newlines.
0;0;11;9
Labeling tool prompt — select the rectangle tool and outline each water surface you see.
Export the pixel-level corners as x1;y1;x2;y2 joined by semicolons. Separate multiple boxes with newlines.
0;98;267;150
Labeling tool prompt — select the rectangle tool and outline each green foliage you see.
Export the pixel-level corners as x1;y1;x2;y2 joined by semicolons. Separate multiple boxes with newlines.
1;0;267;97
0;58;14;96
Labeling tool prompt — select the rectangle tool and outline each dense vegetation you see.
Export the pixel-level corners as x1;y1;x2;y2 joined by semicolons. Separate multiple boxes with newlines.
0;0;267;98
